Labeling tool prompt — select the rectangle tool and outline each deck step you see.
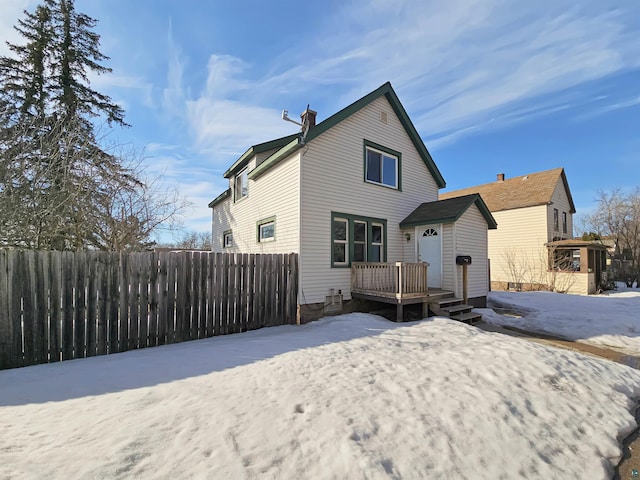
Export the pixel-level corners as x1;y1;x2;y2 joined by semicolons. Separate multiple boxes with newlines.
451;311;483;324
442;304;473;315
429;297;463;307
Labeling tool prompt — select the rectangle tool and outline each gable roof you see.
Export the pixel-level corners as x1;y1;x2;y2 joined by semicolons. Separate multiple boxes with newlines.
439;168;576;213
225;82;446;187
400;194;497;229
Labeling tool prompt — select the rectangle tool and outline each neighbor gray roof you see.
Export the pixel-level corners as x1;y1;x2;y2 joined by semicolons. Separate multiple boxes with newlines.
400;194;497;229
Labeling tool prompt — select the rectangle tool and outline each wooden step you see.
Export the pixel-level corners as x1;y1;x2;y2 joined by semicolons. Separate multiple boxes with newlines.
451;311;483;324
429;297;464;307
442;304;473;315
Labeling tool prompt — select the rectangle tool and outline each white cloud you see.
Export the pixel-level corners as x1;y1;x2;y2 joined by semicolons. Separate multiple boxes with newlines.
163;19;187;117
252;0;640;144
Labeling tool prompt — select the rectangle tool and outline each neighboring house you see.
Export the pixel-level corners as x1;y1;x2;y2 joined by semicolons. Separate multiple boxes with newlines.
209;82;496;322
440;169;603;294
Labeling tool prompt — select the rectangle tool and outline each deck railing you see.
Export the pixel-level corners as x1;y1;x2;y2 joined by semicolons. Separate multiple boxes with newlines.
351;262;428;298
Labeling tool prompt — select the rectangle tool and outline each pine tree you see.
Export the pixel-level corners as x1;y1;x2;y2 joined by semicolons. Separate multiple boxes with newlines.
0;0;160;251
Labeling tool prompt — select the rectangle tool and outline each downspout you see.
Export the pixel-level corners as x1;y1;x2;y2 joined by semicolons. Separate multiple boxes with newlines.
297;150;303;324
453;222;459;298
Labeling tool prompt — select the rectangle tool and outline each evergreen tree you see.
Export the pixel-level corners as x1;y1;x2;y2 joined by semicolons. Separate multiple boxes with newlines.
0;0;171;251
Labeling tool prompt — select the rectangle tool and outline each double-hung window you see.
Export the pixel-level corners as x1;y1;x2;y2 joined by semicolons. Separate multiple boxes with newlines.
333;218;348;265
553;208;559;231
353;221;367;262
234;168;248;201
364;140;400;190
331;212;386;267
562;212;567;234
370;223;383;262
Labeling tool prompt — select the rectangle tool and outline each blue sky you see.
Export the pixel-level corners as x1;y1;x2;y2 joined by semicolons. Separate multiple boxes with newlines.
2;0;639;240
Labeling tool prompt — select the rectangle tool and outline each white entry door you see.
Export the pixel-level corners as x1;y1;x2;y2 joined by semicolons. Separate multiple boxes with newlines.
418;226;442;288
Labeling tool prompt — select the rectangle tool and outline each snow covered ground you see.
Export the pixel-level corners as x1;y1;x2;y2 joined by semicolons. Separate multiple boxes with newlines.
2;308;640;479
483;283;640;356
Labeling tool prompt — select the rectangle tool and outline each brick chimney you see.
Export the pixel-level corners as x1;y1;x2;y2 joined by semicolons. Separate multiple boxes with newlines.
497;173;505;182
301;107;317;129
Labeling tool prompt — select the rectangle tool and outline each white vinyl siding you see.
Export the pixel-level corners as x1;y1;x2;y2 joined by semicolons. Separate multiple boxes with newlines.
299;96;440;303
454;206;489;300
211;153;300;254
441;224;456;293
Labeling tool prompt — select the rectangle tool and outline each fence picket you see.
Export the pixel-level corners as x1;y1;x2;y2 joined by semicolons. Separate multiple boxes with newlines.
0;251;13;369
148;252;159;347
139;253;150;349
157;253;168;345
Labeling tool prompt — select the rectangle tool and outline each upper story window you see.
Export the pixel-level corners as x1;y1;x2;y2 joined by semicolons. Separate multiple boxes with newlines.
234;168;248;201
553;208;559;231
562;212;567;234
364;140;401;190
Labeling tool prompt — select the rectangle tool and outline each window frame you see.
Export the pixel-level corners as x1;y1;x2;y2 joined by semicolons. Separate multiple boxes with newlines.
363;140;401;191
257;216;276;243
234;167;248;202
562;211;567;234
222;230;233;249
553;208;559;231
330;212;387;268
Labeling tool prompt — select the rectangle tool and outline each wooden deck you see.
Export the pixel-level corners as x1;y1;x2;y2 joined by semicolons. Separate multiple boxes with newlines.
351;262;450;320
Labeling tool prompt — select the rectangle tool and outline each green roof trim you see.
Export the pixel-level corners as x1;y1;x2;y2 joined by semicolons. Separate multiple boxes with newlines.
223;133;299;179
248;137;301;180
233;82;446;187
207;188;231;209
400;194;497;229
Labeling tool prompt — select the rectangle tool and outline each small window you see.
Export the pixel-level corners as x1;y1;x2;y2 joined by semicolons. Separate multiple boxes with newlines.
223;230;233;248
562;212;567;234
258;220;275;242
364;141;400;190
333;218;348;265
553;208;559;231
234;168;248;201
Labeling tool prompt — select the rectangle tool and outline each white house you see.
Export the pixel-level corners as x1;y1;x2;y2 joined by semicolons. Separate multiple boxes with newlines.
209;82;496;322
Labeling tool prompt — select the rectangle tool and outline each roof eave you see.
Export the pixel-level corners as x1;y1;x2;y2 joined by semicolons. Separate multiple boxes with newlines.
207;188;231;208
223;133;300;179
248;137;301;180
400;216;459;228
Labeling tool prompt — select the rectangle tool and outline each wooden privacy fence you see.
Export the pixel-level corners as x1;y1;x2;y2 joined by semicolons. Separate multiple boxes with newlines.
0;250;298;370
